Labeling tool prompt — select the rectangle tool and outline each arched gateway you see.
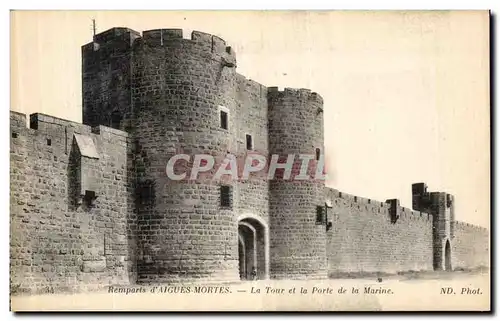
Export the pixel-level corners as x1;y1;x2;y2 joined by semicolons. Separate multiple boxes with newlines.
237;214;269;280
445;239;452;271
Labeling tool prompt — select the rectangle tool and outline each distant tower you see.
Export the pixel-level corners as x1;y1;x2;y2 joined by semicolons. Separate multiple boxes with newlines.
267;88;327;279
412;183;454;271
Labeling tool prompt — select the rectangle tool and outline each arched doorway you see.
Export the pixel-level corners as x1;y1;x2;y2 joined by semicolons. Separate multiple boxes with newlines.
445;240;452;271
237;214;269;280
238;235;246;279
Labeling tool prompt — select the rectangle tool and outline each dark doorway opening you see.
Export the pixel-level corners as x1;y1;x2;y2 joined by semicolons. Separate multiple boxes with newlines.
237;217;267;280
445;240;452;271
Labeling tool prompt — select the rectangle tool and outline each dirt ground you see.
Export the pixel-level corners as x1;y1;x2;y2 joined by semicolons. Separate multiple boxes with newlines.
10;269;490;311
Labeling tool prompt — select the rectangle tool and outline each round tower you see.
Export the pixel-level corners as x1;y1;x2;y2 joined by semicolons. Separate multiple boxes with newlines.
267;87;327;279
131;29;239;282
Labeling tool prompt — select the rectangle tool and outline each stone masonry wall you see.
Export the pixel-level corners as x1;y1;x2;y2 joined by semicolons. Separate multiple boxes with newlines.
325;188;434;275
130;29;240;283
268;88;327;279
233;75;271;279
82;28;141;130
452;222;489;269
234;75;270;223
10;111;133;294
11;26;489;291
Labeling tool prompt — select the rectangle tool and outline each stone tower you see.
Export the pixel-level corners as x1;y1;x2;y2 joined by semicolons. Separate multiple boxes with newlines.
82;28;141;130
267;88;328;279
412;183;455;271
83;28;240;282
82;27;328;282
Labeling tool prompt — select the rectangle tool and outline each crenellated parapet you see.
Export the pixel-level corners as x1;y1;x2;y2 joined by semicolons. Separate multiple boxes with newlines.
138;29;236;66
93;27;141;44
11;112;128;139
324;187;432;225
83;27;236;64
267;87;324;106
454;221;489;232
82;27;140;58
235;74;268;100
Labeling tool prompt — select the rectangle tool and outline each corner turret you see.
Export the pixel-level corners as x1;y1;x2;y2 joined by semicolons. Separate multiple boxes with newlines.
412;183;454;271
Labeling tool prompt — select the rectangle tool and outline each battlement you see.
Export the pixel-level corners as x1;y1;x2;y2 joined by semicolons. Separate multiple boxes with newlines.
454;220;489;232
324;187;432;224
235;74;268;100
411;209;432;221
326;188;390;209
82;27;141;53
137;29;236;63
400;207;432;222
11;111;128;141
83;27;237;66
94;27;141;43
10;111;26;127
268;87;324;105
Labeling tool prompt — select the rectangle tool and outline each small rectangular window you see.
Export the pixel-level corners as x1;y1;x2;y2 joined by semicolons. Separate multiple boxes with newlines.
220;110;228;130
220;185;232;208
246;134;253;150
46;138;52;146
11;132;17;138
84;190;97;207
137;179;155;206
316;206;326;225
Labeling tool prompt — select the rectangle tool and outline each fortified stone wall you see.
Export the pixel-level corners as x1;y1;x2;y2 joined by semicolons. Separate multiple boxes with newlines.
325;187;489;275
10;27;490;293
452;221;489;269
325;188;435;275
234;75;270;222
10;111;134;294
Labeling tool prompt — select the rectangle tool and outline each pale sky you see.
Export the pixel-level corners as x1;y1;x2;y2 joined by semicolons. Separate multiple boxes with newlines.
10;11;490;227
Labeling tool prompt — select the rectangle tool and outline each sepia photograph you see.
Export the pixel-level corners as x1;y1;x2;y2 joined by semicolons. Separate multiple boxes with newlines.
9;10;491;311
